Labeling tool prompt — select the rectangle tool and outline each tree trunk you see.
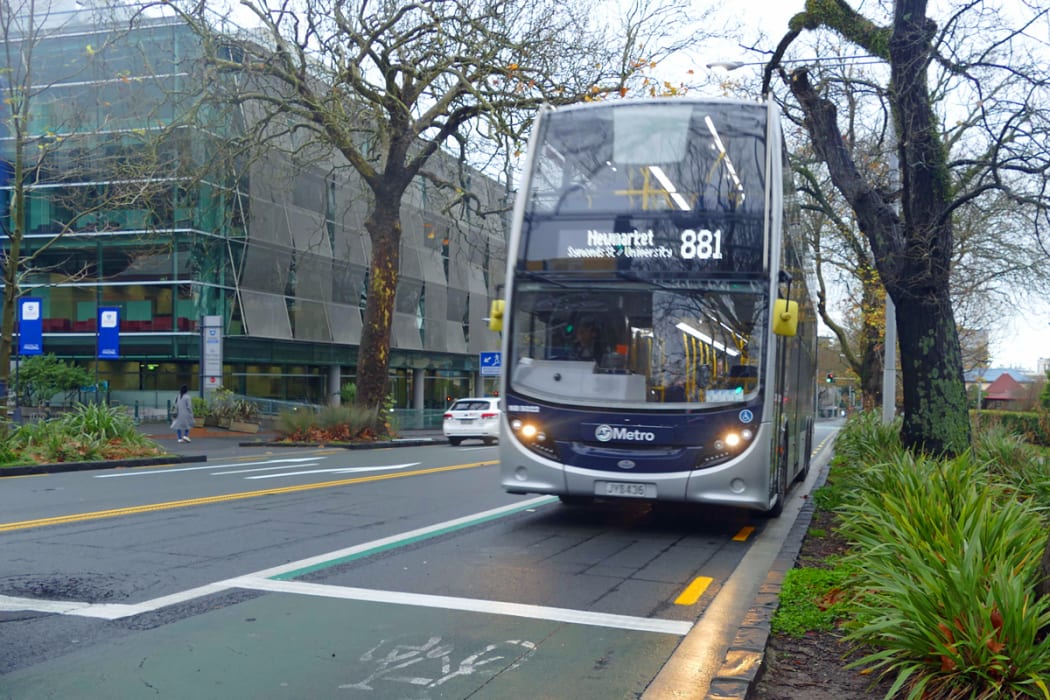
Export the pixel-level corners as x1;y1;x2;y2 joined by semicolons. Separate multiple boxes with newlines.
893;287;970;454
788;40;972;456
354;199;401;423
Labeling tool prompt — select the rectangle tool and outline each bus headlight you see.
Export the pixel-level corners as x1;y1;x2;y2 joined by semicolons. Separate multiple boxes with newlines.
511;417;556;459
699;428;755;469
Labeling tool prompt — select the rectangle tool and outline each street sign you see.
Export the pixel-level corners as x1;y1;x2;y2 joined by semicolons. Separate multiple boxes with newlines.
479;351;502;376
202;315;223;390
97;307;121;359
18;298;43;356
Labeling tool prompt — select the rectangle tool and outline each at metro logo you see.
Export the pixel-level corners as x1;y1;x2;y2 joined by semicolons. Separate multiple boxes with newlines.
595;424;656;442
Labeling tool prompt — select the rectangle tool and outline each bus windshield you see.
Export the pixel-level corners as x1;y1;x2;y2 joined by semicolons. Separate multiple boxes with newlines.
508;279;766;410
520;102;768;277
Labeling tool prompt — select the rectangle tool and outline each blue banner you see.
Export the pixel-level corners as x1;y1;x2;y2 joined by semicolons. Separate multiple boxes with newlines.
97;306;121;359
19;298;43;356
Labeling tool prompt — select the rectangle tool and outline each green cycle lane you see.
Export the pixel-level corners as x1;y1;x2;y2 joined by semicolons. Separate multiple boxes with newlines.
2;591;684;699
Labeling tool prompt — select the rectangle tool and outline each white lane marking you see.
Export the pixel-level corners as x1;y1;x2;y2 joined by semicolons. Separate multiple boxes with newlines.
211;463;327;476
0;582;231;619
242;463;419;479
228;576;693;636
94;457;323;477
6;496;673;635
247;496;555;580
0;496;688;635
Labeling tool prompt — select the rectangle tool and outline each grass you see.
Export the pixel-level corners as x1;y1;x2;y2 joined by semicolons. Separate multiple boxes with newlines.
772;563;854;637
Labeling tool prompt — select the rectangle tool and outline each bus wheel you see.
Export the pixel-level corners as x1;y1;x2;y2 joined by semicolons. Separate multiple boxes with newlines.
763;466;786;518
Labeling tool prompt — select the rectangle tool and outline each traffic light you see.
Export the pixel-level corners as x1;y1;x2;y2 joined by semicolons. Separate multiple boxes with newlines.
826;373;835;384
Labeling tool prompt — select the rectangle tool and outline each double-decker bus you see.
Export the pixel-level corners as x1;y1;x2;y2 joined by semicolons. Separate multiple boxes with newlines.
489;98;816;516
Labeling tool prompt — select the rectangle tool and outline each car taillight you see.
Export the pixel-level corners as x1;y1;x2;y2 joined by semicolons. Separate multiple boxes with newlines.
481;412;497;419
443;413;453;420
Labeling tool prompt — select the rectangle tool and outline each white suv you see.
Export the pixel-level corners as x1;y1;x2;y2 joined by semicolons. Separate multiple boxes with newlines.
442;398;501;446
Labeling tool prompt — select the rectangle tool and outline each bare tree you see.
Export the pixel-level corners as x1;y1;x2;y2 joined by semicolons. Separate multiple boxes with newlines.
159;0;709;415
0;0;176;413
762;0;1050;455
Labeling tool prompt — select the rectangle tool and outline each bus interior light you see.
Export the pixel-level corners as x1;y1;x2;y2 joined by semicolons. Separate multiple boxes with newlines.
675;321;741;357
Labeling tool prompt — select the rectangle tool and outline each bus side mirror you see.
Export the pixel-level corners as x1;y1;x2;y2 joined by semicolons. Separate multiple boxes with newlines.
772;299;798;337
488;299;505;332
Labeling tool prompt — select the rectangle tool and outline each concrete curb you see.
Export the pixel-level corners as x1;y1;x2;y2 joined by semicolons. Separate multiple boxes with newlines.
705;460;833;700
0;454;207;478
1;433;443;478
240;437;442;449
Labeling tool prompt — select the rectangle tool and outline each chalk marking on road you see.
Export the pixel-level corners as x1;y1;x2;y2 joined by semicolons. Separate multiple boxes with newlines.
241;463;419;479
0;461;497;533
93;457;322;477
228;576;693;635
343;636;536;691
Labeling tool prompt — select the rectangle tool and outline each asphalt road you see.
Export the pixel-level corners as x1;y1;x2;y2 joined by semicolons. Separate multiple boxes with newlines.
0;422;839;699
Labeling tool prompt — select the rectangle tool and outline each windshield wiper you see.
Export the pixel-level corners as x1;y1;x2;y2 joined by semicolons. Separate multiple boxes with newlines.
615;269;674;290
515;269;571;287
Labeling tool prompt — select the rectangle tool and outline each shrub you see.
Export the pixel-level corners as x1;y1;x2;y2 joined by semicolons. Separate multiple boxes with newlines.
14;354;94;406
191;396;209;419
208;389;259;423
275;403;385;442
0;403;163;465
978;410;1050;447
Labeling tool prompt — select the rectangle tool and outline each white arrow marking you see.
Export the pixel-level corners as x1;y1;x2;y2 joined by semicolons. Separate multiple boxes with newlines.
243;463;420;480
94;457;322;478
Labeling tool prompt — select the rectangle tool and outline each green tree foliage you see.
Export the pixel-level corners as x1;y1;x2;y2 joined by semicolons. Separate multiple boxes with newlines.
14;353;93;406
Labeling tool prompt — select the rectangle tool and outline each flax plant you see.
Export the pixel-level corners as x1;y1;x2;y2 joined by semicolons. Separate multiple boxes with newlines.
1;403;162;465
838;451;1050;698
974;425;1050;511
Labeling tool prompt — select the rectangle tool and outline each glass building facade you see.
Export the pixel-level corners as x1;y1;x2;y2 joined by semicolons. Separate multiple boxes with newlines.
0;3;506;412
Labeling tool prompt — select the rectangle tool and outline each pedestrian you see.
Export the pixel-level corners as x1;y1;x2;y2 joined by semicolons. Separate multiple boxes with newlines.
171;385;194;443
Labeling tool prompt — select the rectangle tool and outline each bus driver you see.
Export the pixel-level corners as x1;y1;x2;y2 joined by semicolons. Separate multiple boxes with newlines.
568;319;603;361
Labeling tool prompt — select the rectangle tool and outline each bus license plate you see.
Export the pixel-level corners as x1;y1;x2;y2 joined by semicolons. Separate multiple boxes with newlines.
598;481;656;498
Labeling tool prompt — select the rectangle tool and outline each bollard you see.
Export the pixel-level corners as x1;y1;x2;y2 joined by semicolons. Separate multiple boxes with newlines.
134;400;139;420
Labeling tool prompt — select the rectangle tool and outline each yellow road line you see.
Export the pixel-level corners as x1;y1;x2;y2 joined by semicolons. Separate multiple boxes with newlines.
674;576;713;605
732;526;755;542
0;461;496;533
